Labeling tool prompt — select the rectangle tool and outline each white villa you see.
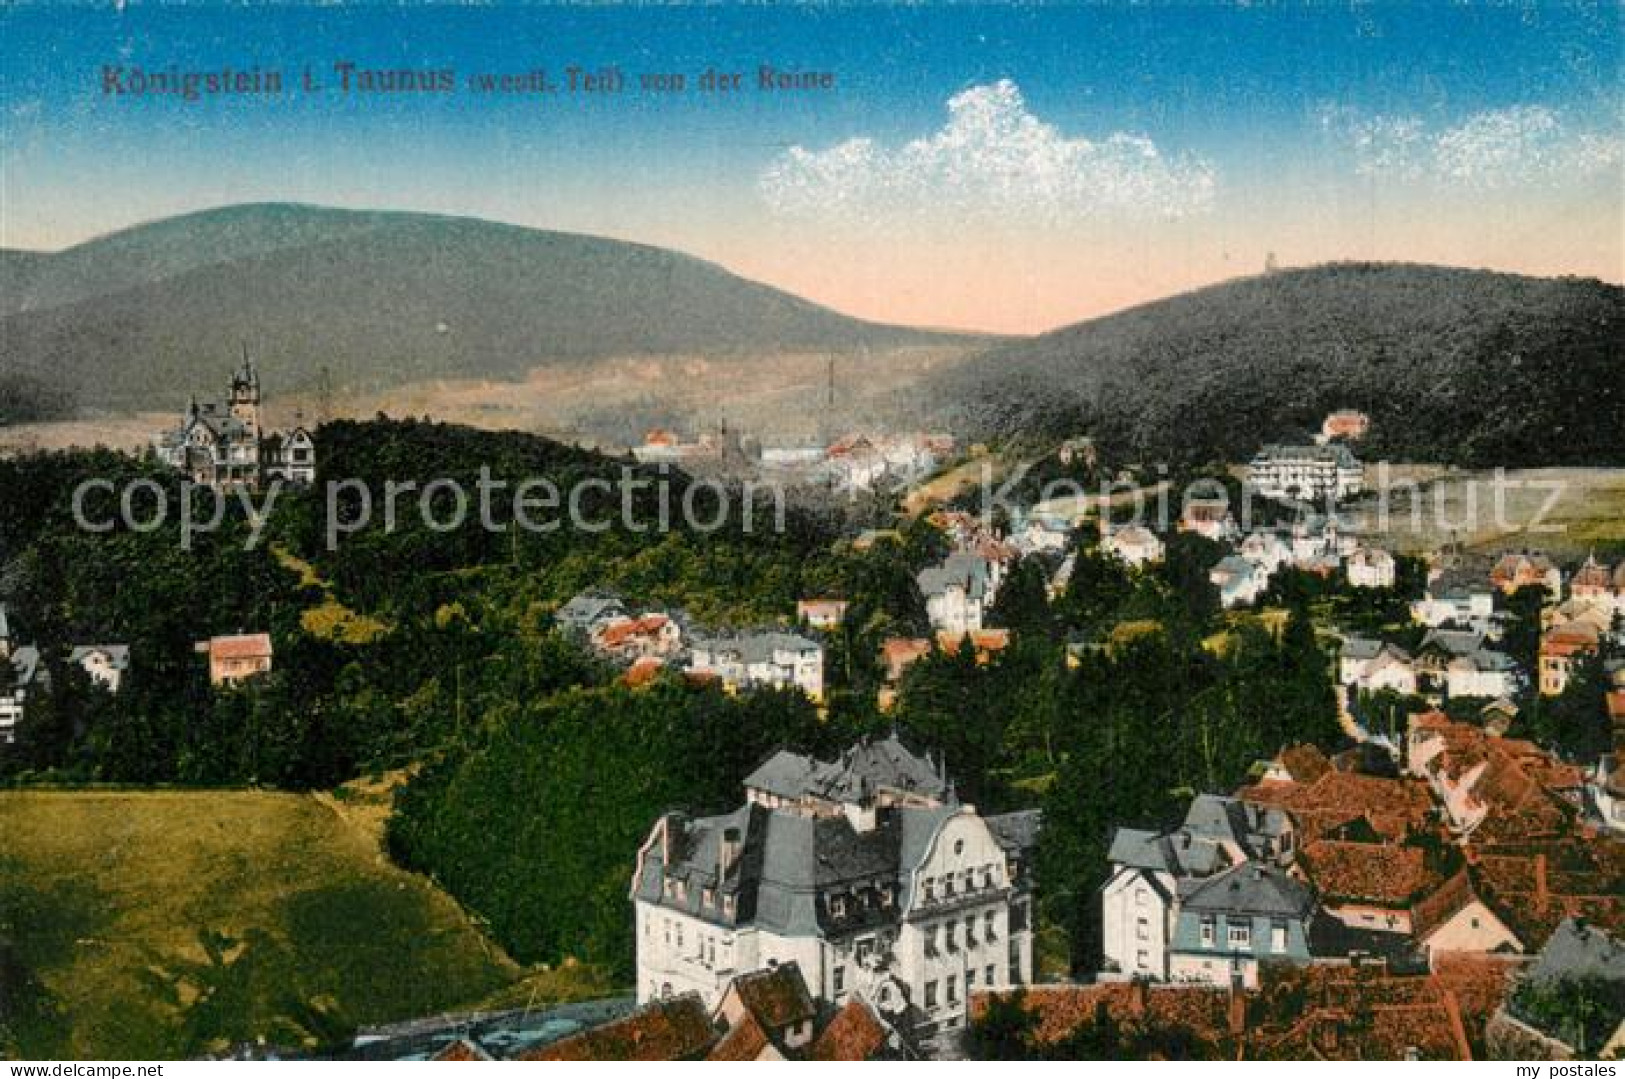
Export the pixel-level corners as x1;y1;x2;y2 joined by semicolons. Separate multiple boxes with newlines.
630;736;1039;1039
687;631;825;703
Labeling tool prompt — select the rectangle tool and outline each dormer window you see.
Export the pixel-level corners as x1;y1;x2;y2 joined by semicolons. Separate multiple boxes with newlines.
722;895;737;918
702;887;715;908
830;894;847;918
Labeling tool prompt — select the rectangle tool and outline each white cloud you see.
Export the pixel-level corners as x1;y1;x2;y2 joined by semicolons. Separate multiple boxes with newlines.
759;79;1216;225
1321;103;1623;190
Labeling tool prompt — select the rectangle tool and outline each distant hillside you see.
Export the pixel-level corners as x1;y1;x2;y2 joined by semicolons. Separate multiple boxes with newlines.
932;263;1624;468
0;204;967;414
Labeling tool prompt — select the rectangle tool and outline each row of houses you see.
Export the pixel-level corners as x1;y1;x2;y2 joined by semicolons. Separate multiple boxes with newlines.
1102;716;1623;997
553;588;827;701
1;607;274;744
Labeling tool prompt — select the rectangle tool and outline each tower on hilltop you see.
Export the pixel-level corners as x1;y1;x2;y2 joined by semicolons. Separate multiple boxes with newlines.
229;343;261;437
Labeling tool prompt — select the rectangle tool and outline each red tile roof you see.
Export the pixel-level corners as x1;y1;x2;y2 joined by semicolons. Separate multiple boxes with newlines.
806;1001;892;1061
1300;840;1443;907
519;996;716;1061
204;632;272;661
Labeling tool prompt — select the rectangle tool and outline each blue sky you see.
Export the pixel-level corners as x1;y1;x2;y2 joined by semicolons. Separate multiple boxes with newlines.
3;2;1620;330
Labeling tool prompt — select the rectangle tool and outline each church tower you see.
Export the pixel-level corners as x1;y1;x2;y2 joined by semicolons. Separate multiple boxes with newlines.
229;344;261;438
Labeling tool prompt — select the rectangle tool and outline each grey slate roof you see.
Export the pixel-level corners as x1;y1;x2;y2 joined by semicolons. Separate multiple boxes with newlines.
744;734;950;807
1340;636;1384;662
986;809;1042;856
693;631;820;663
554;589;627;632
1419;628;1486;657
916;552;991;601
1524;918;1625;986
68;644;130;671
1179;862;1313;918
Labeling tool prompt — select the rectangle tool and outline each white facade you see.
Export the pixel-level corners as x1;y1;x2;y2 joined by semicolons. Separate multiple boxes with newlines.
1247;444;1364;502
1103;525;1164;568
631;740;1038;1040
687;633;824;702
1101;866;1175;980
1347;547;1396;589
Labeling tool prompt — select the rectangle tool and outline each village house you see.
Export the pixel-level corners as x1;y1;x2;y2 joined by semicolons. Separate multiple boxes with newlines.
153;355;314;488
1347;546;1397;590
1210;556;1266;609
629;735;1039;1041
1101;524;1164;568
1338;636;1419;697
1246;444;1364;503
553;588;630;636
1;607;130;742
1406;713;1578;842
1295;839;1443;938
66;645;131;694
1238;530;1292;576
1569;553;1625;620
1179;500;1239;543
195;632;274;686
1101;795;1296;983
591;613;683;664
797;599;849;631
1412;628;1520;701
517;962;914;1062
1408;869;1523;966
686;631;824;702
1411;570;1497;633
1539;621;1601;697
1170;863;1317;988
1489;552;1563;597
1319;409;1371;443
916;552;999;637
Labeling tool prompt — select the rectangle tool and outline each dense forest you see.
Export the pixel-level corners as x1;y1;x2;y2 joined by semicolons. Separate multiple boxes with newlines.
0;417;1423;980
931;263;1625;468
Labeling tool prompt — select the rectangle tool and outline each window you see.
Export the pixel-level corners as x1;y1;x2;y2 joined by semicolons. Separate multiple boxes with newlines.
702;888;714;908
663;919;672;944
1200;916;1216;948
966;968;977;989
1271;920;1287;953
924;879;936;903
965;915;977;947
830;894;846;918
723;895;737;918
944;876;956;898
947;975;959;1003
706;939;716;966
1136;949;1150;969
857;938;874;963
1135;888;1148;907
924;925;939;956
946;922;957;951
1227;921;1251;949
984;911;997;941
833;966;845;996
925;981;938;1009
1137;917;1150;941
963;869;975;892
676;924;684;949
954;839;965;855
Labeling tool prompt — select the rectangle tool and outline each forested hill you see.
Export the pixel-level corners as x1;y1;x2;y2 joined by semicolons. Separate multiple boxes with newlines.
0;203;971;416
930;263;1624;468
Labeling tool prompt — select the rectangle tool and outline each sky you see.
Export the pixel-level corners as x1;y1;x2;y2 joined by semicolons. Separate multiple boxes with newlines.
2;2;1620;333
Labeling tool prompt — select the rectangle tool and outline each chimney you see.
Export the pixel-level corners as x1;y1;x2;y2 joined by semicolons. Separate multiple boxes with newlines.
718;826;743;882
661;812;684;867
1534;853;1549;911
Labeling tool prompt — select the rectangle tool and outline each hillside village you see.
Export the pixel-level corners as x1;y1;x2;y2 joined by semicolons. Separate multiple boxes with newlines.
2;397;1623;1061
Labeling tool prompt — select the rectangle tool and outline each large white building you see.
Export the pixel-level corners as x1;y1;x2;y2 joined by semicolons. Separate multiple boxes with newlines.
687;631;824;703
630;736;1040;1039
153;356;315;488
1247;444;1364;503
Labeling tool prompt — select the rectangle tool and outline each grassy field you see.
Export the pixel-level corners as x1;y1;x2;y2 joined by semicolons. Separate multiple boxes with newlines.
1345;466;1625;557
0;790;523;1059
